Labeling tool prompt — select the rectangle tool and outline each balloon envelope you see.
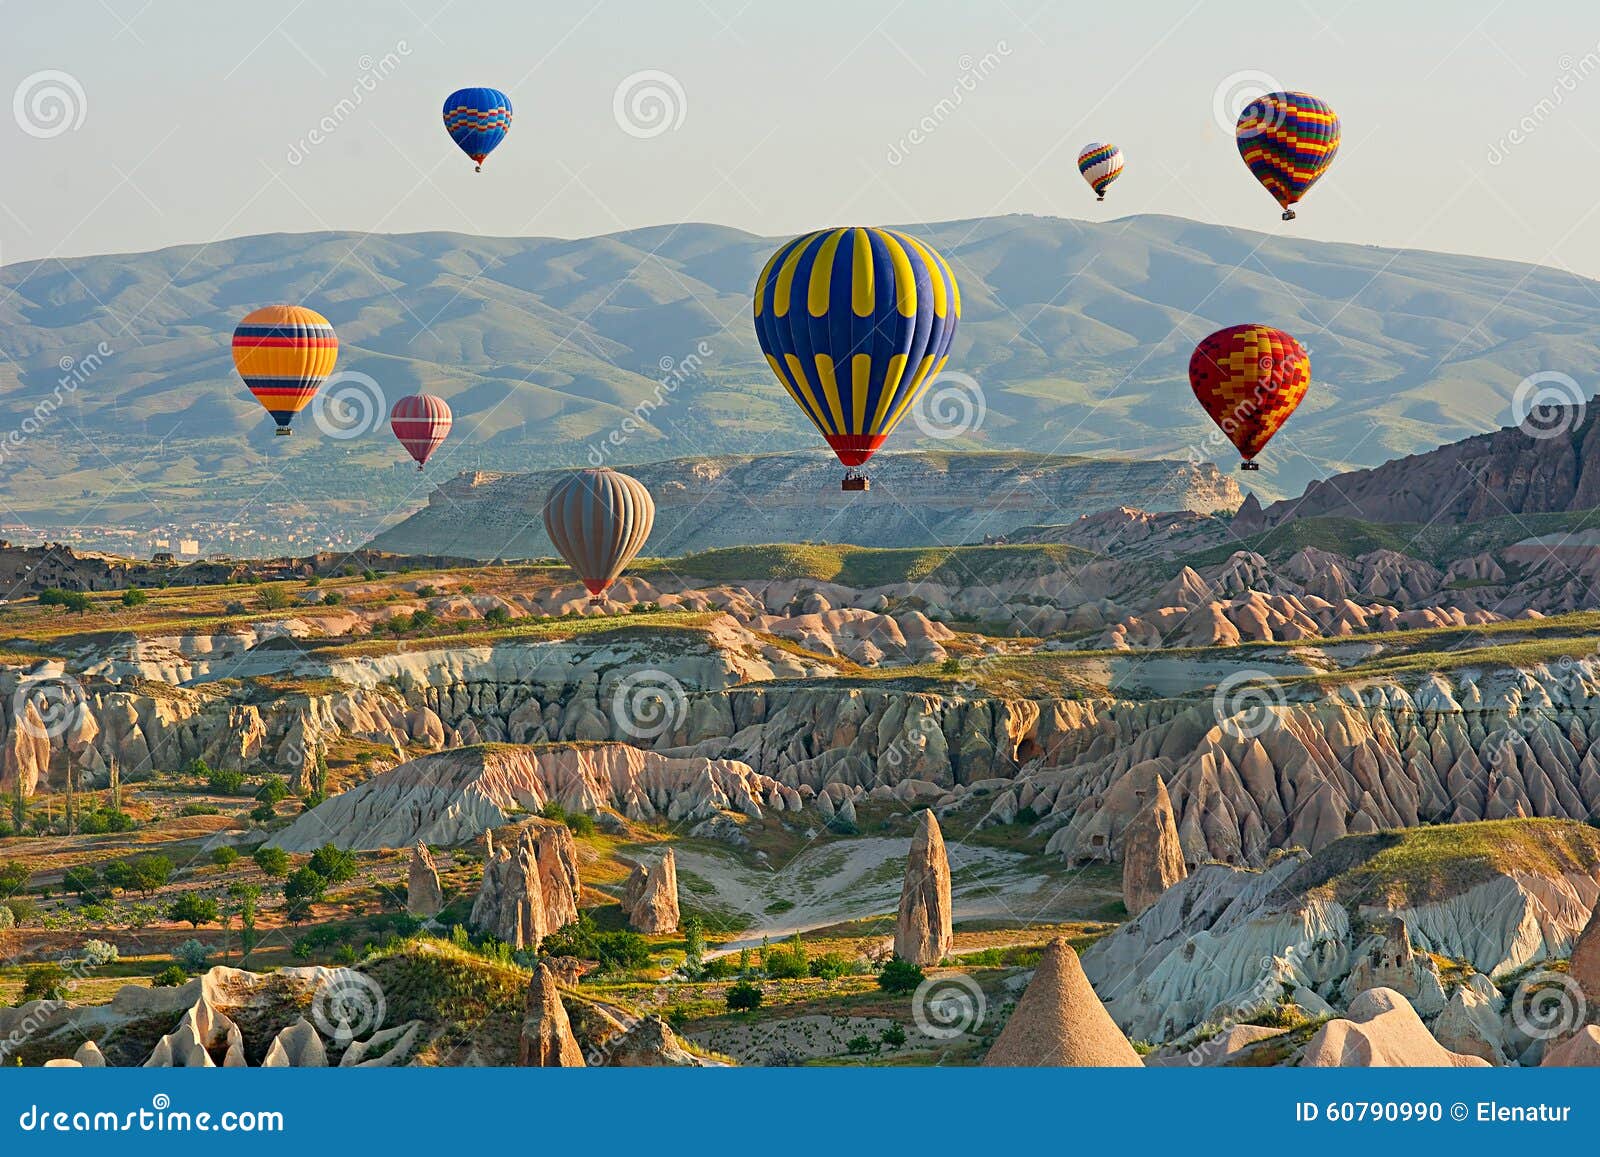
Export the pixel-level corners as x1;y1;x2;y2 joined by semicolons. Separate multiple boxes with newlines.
443;87;512;170
542;469;656;598
752;227;960;469
1188;324;1310;466
1077;142;1124;200
1236;92;1339;219
231;305;338;435
390;393;453;469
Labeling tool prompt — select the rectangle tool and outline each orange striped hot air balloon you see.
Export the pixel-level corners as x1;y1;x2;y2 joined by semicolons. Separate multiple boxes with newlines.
1188;324;1310;471
231;305;338;436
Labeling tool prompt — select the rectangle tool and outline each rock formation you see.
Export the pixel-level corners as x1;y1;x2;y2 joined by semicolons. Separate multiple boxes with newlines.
1120;777;1186;916
1542;1025;1600;1066
73;1040;106;1067
894;809;953;966
261;1018;327;1067
1568;900;1600;1011
604;1015;701;1066
407;842;444;918
144;996;245;1068
982;939;1142;1067
470;821;580;950
519;963;584;1067
621;849;679;934
1301;988;1490;1067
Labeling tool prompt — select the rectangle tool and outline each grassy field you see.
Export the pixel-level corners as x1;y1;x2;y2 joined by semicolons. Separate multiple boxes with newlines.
638;542;1097;589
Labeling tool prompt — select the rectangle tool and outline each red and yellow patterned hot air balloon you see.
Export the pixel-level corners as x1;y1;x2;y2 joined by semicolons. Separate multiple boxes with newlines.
389;393;453;469
231;305;338;436
1188;324;1310;471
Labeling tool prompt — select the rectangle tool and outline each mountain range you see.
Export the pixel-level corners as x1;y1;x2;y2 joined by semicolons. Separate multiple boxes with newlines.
3;213;1599;536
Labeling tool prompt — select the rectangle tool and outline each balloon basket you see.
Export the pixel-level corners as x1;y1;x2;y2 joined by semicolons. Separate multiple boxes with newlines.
274;428;292;437
1240;461;1260;472
1281;209;1296;221
842;477;869;492
1096;194;1105;202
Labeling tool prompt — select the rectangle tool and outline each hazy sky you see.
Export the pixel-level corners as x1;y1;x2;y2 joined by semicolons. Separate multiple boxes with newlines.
4;0;1600;276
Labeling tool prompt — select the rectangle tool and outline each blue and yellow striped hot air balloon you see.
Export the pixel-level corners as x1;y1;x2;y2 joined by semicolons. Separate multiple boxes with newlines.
753;227;960;491
231;305;338;436
443;87;512;172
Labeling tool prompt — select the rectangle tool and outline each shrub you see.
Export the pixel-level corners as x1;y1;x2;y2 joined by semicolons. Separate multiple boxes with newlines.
252;846;290;877
321;590;343;605
0;906;12;931
180;803;220;817
484;606;511;626
5;898;38;926
39;588;92;615
174;939;210;973
809;952;850;980
880;1023;907;1048
126;854;173;895
224;600;248;615
255;777;289;805
80;940;119;967
284;867;327;923
725;981;763;1012
250;802;279;825
846;1033;875;1054
211;847;239;868
594;930;651;972
20;963;70;1002
152;964;188;987
206;766;247;795
257;586;290;611
121;587;149;608
0;860;29;893
79;808;136;833
765;944;808;980
877;957;925;994
564;812;595;837
700;956;736;980
62;864;98;896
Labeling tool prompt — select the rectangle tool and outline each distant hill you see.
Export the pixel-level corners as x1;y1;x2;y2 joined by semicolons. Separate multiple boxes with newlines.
366;450;1240;558
5;213;1600;534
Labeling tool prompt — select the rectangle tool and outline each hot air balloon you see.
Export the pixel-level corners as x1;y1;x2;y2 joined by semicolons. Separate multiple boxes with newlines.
1189;324;1310;471
1235;92;1339;221
543;469;655;602
389;393;453;470
1077;142;1124;201
443;87;512;171
231;305;338;436
753;227;960;491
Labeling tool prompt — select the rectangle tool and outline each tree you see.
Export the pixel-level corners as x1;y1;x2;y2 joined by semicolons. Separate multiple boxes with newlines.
252;845;290;878
284;867;326;924
152;964;188;987
257;585;290;611
62;864;98;896
682;914;705;975
255;776;289;805
121;587;149;608
127;854;173;896
168;893;220;929
173;939;209;973
205;766;246;795
880;1023;907;1048
211;846;239;868
484;606;511;626
230;884;261;963
0;860;30;894
307;844;357;884
39;588;92;615
877;957;925;995
725;981;763;1012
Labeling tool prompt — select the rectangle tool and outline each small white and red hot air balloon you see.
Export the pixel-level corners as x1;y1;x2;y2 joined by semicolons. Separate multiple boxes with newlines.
389;393;453;470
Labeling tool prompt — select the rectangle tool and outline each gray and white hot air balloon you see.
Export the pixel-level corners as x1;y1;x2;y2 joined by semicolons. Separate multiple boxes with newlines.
542;468;656;602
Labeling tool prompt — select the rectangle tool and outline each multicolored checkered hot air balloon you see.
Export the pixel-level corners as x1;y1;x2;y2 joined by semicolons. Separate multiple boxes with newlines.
443;87;512;172
753;227;961;491
1188;324;1310;471
1235;91;1340;221
543;469;655;602
1077;142;1124;201
389;393;453;470
231;305;338;436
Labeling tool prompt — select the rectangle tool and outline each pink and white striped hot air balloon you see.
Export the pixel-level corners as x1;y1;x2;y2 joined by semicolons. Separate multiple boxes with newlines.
389;393;453;470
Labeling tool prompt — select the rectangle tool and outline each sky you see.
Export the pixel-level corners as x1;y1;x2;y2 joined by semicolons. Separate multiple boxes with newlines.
4;0;1600;276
